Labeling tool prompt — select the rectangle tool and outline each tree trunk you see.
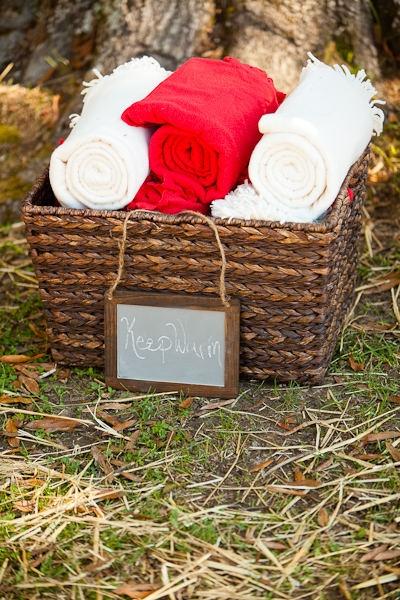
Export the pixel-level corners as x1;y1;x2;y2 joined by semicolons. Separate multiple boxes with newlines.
0;0;393;92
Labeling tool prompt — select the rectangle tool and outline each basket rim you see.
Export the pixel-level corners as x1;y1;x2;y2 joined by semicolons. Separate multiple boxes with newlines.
22;149;368;234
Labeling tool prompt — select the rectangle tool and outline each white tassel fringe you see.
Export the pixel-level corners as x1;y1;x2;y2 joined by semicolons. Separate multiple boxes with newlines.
304;52;385;135
69;56;169;128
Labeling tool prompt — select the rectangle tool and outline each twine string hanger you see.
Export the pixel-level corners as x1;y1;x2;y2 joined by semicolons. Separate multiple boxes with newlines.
106;210;230;307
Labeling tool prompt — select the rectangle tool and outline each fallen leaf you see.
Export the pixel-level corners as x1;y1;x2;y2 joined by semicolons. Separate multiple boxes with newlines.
114;418;137;432
114;583;158;599
111;464;137;482
91;446;114;482
96;410;137;432
26;417;81;433
317;508;329;527
126;430;140;451
276;421;292;431
0;395;32;405
360;544;388;562
294;467;304;482
14;499;36;513
343;467;358;475
352;453;382;461
0;354;43;364
389;395;400;405
28;322;46;338
179;397;193;409
18;478;45;488
266;485;307;496
4;418;20;448
259;577;273;586
75;504;101;517
111;459;129;468
362;431;400;443
100;402;132;411
96;489;125;501
276;415;297;431
364;271;400;294
18;374;39;395
15;365;40;380
96;410;121;428
348;355;365;371
386;441;400;462
315;457;334;471
288;479;320;488
119;473;138;482
250;458;274;473
263;540;287;550
352;320;394;333
56;368;70;383
199;398;236;411
338;578;352;600
373;548;400;561
31;362;55;371
383;565;400;575
111;459;137;478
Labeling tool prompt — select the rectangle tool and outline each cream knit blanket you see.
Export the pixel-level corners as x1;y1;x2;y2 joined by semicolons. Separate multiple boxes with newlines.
50;57;171;210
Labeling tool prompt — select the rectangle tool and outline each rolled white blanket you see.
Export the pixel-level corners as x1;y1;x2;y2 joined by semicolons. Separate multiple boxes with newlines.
212;54;384;223
50;57;171;210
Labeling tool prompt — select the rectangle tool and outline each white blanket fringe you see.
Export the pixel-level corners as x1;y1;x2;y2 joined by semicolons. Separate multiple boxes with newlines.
213;53;384;223
212;182;314;223
50;57;171;210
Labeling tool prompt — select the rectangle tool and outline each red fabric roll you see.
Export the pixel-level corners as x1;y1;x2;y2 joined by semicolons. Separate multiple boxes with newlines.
131;172;208;214
122;57;285;214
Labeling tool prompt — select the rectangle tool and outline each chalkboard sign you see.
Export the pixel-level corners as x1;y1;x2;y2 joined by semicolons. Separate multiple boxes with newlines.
104;292;240;398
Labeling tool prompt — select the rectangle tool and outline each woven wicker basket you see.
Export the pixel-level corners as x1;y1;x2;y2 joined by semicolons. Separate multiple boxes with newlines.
21;152;368;384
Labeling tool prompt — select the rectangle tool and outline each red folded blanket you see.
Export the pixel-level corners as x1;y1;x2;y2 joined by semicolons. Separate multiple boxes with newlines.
122;57;285;214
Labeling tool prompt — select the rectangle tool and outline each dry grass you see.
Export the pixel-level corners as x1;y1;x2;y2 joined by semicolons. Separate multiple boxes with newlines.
0;380;399;599
0;82;59;136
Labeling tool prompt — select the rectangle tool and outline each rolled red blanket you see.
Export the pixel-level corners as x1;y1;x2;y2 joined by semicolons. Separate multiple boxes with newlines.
122;57;285;214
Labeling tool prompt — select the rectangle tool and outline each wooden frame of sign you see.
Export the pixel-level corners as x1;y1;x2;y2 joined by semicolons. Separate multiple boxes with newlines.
104;291;240;398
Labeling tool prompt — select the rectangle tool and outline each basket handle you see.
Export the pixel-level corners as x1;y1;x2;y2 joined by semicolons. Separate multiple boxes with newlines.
106;210;230;307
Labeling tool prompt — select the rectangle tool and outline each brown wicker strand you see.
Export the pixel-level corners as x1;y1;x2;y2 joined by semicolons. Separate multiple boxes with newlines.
180;210;229;307
106;208;230;307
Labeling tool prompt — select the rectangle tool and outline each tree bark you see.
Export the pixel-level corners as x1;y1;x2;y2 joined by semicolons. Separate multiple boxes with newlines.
0;0;392;92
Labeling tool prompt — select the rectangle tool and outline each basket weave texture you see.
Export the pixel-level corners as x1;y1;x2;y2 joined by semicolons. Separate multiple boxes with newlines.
22;152;369;383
